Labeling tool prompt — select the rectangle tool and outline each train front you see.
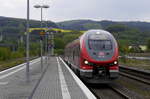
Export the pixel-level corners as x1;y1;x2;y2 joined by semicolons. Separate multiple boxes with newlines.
80;30;119;83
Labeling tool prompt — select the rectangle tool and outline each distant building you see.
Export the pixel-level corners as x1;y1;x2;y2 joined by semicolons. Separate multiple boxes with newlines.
129;45;147;52
139;45;147;51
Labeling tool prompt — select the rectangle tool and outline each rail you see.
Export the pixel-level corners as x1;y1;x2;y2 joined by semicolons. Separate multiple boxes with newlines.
119;65;150;85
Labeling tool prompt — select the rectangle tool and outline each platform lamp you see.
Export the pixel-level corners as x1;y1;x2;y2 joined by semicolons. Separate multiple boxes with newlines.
34;4;49;70
34;5;49;28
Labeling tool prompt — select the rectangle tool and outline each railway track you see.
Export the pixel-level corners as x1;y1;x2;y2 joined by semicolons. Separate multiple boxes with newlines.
64;59;149;98
119;65;150;85
89;66;150;99
89;84;130;99
109;85;130;99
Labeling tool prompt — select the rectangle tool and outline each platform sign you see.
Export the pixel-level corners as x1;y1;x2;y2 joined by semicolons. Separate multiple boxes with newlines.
40;30;46;36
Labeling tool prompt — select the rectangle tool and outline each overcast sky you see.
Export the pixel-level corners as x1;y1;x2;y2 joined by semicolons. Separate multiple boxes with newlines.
0;0;150;22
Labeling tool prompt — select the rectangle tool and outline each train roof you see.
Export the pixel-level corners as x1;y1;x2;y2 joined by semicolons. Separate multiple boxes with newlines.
85;29;112;36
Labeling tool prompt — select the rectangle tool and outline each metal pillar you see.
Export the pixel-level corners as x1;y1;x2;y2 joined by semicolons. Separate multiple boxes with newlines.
40;7;43;28
48;33;51;59
52;32;54;55
51;32;54;55
26;0;30;82
45;34;48;63
40;39;43;70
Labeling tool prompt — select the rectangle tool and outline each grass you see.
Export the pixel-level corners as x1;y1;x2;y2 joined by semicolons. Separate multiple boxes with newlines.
118;55;150;98
119;58;150;70
0;56;38;72
116;79;150;98
0;58;25;71
128;53;150;57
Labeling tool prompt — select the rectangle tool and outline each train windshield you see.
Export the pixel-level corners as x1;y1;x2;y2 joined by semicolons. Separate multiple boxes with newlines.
88;40;112;50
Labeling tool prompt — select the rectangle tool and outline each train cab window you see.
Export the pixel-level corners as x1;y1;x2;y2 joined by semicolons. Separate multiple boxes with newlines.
104;40;112;49
88;40;112;50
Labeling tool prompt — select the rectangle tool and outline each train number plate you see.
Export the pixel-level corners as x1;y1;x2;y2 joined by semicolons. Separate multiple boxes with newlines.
98;70;103;74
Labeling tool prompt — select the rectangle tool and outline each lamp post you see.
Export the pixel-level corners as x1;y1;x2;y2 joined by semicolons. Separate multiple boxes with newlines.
26;0;30;82
45;32;49;63
51;32;54;55
34;5;49;27
34;5;49;70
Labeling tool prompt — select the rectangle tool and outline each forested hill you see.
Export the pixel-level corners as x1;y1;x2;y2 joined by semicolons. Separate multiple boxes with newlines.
57;20;150;32
57;20;102;31
1;16;150;33
0;16;150;55
57;20;150;45
0;16;58;34
1;16;150;45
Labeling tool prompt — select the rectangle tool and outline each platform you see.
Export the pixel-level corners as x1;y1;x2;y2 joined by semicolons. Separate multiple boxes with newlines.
0;57;96;99
0;57;43;99
31;57;96;99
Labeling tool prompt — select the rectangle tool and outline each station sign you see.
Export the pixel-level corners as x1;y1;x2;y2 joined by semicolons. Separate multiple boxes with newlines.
39;30;46;36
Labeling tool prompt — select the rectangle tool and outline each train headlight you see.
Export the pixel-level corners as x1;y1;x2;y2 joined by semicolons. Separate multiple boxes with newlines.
114;61;118;65
84;60;89;64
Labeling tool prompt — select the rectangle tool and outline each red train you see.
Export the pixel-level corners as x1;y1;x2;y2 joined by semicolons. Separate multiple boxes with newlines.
64;29;119;83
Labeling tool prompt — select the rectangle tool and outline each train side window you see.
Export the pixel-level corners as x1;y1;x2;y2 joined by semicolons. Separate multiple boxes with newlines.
75;46;78;65
73;50;75;60
78;45;80;56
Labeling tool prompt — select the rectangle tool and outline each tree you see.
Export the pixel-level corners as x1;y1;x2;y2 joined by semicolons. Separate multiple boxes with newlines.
106;24;129;33
118;40;130;55
147;38;150;51
54;38;65;49
63;34;80;45
18;23;25;34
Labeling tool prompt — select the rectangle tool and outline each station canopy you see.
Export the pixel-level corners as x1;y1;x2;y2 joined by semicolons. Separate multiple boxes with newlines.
29;28;57;36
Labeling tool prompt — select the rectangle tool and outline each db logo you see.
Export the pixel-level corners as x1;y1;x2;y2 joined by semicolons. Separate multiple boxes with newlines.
99;52;105;56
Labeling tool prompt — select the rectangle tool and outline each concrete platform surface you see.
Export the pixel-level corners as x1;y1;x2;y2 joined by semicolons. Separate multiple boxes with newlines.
0;57;44;99
0;57;96;99
32;57;96;99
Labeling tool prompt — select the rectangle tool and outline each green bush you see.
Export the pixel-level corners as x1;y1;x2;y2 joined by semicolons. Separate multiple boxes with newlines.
11;51;24;59
30;43;40;56
0;47;11;61
147;38;150;52
54;49;64;55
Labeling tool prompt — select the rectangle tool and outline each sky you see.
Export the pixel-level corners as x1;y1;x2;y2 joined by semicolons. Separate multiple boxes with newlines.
0;0;150;22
